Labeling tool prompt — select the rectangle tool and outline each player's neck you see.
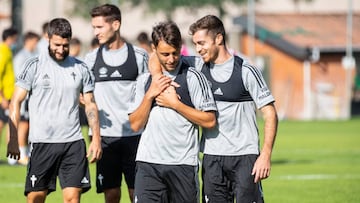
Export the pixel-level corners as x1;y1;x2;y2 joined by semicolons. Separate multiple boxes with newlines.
107;34;125;50
213;47;232;64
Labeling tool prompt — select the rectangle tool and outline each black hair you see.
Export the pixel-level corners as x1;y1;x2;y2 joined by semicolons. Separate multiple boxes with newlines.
151;21;182;49
47;18;72;39
2;27;18;41
90;4;121;23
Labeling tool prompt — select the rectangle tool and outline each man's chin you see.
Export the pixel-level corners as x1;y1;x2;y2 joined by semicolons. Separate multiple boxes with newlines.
51;56;66;62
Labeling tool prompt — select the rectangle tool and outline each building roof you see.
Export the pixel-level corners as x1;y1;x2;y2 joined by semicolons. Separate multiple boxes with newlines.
234;13;360;60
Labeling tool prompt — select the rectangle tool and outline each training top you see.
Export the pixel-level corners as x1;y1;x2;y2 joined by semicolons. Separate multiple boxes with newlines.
183;55;275;156
128;59;217;166
16;52;94;143
0;43;15;101
85;43;148;138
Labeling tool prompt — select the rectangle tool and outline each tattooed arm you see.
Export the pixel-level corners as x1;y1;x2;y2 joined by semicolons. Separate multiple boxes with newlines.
83;92;102;163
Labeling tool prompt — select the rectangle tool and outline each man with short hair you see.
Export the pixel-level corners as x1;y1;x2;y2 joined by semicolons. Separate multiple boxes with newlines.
7;18;102;203
188;15;278;203
129;21;217;203
85;4;149;203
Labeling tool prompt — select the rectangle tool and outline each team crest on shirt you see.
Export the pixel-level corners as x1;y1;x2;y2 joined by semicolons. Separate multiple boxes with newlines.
71;72;76;81
99;67;108;77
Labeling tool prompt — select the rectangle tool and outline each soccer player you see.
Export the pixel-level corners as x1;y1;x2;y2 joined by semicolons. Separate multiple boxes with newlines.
150;15;278;203
85;4;148;203
128;21;217;203
189;15;278;203
7;18;102;203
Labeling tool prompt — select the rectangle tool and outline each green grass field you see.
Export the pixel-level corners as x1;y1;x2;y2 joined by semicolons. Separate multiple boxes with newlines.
0;118;359;202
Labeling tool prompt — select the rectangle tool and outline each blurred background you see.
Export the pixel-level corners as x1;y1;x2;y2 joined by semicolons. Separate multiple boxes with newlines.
1;1;359;202
2;0;359;121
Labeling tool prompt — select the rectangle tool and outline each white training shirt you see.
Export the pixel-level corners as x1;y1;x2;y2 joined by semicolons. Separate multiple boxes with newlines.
16;52;94;143
128;61;217;166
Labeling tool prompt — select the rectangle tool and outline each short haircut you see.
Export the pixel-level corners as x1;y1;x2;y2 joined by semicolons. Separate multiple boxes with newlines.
2;27;18;41
70;37;81;46
189;15;226;45
90;4;121;23
151;21;182;50
41;22;49;34
137;31;150;44
23;31;40;42
47;18;72;39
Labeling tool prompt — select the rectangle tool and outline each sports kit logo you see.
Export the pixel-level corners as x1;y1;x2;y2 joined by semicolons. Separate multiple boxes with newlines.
213;87;223;95
81;177;89;184
42;74;51;88
110;70;122;78
99;67;108;77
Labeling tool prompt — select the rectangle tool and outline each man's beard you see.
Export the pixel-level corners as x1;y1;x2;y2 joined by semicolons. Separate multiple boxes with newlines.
48;46;69;62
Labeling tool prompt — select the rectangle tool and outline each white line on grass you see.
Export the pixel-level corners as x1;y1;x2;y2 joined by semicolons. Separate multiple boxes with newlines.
278;174;360;180
0;183;23;188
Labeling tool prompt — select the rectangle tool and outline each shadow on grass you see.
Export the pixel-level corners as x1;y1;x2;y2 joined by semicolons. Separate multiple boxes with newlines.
272;159;313;165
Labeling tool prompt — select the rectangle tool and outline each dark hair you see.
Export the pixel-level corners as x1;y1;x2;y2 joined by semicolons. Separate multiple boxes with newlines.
2;27;18;41
91;37;99;48
23;31;40;41
189;15;226;45
90;4;121;23
41;22;49;34
70;37;81;46
47;18;72;39
137;31;150;44
151;21;182;49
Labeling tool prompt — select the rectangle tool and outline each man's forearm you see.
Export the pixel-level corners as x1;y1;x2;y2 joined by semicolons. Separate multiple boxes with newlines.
85;103;100;138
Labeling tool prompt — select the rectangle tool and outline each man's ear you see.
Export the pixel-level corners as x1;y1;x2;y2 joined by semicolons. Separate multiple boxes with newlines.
151;43;156;52
215;33;223;46
112;20;121;31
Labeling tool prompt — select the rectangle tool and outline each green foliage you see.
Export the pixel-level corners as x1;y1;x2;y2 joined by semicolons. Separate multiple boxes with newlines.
67;0;122;19
67;0;247;20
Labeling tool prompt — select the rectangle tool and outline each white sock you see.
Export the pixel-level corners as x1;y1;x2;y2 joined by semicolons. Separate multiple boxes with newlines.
19;146;29;159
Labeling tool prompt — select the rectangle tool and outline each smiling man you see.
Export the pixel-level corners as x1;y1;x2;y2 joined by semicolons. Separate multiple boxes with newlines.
7;18;102;203
128;21;217;203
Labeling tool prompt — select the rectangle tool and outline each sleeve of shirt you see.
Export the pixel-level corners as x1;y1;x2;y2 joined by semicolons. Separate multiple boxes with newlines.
187;67;217;112
13;53;23;77
242;61;275;109
16;57;37;91
81;62;95;93
134;46;149;74
84;48;98;73
181;56;204;72
127;73;150;114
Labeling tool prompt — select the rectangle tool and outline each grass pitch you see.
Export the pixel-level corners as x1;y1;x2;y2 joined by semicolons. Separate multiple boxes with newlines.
1;118;359;202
